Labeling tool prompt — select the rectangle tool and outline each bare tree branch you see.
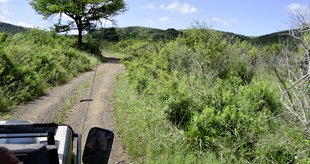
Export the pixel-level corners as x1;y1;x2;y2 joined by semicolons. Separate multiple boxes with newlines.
275;10;310;137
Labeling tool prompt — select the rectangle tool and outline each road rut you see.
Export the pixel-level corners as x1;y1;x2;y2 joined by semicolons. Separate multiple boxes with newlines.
12;61;129;164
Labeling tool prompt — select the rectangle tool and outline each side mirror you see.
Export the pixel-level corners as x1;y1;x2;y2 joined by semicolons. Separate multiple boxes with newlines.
82;127;114;164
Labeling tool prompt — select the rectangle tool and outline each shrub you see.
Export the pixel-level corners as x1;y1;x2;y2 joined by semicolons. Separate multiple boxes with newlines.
0;32;8;44
114;24;309;163
0;30;98;111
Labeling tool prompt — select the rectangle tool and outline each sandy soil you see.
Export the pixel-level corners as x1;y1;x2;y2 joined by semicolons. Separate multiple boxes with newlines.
12;60;129;164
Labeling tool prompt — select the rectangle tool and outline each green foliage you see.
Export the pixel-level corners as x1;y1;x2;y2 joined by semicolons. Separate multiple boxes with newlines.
186;79;282;160
30;0;127;45
94;27;120;42
162;74;194;128
250;30;292;45
0;30;97;112
114;24;310;163
0;32;9;44
114;76;221;163
90;26;182;43
114;39;158;58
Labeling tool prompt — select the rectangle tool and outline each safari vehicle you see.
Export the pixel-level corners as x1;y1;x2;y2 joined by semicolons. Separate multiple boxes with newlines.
0;120;114;164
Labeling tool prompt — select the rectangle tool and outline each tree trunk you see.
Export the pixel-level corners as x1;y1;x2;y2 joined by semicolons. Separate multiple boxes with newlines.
76;18;83;47
77;25;83;47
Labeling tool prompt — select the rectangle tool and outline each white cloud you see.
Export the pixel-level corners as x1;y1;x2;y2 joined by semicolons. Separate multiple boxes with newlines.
158;17;170;22
0;15;6;21
180;3;197;14
0;0;9;3
286;3;310;15
160;1;179;11
145;1;197;14
139;3;157;9
212;17;238;26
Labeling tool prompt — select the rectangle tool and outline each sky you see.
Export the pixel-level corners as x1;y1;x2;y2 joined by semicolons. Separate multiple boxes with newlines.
0;0;309;36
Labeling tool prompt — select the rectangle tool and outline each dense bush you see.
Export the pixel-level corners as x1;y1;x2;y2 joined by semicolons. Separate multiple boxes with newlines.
186;79;282;160
0;30;98;112
114;26;310;163
90;27;182;43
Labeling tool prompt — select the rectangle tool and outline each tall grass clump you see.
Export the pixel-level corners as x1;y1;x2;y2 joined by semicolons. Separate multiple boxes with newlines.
0;30;98;112
114;75;223;163
114;24;310;163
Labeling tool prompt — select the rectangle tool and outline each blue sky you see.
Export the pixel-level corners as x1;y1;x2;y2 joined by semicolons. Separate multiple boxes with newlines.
0;0;309;36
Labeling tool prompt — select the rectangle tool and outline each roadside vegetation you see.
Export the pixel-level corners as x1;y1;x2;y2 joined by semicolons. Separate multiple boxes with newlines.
0;13;308;162
0;29;98;113
113;22;310;163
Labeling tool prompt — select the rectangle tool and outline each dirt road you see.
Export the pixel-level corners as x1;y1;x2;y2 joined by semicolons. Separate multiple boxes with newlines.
12;60;129;164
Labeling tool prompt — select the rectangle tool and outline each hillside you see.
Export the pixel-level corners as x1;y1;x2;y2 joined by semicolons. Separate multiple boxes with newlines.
250;30;291;45
0;21;291;45
90;26;182;42
90;26;292;46
0;21;27;34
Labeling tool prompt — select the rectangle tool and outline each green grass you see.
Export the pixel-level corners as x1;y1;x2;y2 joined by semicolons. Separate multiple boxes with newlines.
0;112;13;120
0;30;99;112
113;75;225;163
101;48;128;59
112;27;310;163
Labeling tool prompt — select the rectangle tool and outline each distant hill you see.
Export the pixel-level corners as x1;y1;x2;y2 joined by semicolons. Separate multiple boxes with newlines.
206;29;292;45
0;21;292;46
217;31;252;42
90;26;182;42
90;26;293;46
0;22;27;34
249;30;291;45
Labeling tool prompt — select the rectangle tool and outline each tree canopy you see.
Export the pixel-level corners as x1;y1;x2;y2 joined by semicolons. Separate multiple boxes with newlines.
30;0;127;46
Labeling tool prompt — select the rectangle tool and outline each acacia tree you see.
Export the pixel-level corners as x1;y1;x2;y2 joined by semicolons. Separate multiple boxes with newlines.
30;0;127;46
